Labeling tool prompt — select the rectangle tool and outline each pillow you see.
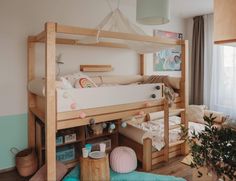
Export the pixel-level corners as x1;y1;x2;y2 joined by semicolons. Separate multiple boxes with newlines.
74;77;97;88
62;72;97;88
186;105;206;124
204;110;224;124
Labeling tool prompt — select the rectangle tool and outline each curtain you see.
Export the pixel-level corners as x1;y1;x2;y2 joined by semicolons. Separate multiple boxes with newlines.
204;14;236;118
191;16;204;105
210;46;236;118
203;14;213;107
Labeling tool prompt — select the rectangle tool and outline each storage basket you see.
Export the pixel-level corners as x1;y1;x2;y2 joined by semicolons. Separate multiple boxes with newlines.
11;147;38;177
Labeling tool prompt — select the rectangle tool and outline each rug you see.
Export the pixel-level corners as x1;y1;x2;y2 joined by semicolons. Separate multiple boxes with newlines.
63;165;186;181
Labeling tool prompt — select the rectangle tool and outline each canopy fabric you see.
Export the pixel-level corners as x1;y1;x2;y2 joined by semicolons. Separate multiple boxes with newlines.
80;8;175;54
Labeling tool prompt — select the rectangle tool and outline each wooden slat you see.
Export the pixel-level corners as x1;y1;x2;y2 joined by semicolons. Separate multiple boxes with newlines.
56;38;129;49
169;149;182;159
80;65;112;72
152;145;181;159
57;106;163;130
163;100;169;162
169;144;181;153
152;156;165;166
152;150;164;159
57;100;164;121
139;54;145;76
45;22;57;180
27;37;36;148
169;140;185;147
56;24;184;45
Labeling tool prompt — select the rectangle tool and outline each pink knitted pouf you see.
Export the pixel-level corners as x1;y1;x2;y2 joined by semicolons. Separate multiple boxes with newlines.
110;146;137;173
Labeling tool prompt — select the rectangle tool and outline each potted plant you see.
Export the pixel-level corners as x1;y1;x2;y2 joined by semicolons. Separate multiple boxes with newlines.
189;114;236;181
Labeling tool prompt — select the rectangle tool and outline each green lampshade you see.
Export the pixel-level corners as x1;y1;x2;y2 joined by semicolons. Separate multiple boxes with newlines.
136;0;170;25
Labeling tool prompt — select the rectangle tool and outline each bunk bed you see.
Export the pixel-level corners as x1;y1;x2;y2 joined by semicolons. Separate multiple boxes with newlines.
27;22;188;180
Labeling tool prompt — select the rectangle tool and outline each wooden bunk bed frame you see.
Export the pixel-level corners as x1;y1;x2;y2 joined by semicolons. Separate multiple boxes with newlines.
27;22;188;180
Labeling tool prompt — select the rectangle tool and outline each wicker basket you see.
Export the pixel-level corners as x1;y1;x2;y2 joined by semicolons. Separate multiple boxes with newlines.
11;148;38;177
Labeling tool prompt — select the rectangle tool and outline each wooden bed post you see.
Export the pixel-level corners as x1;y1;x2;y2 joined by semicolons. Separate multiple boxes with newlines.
45;22;57;180
180;40;189;155
163;99;169;162
139;54;145;76
143;138;152;171
28;37;36;148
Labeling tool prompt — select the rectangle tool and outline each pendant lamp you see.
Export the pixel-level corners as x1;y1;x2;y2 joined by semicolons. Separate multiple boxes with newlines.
136;0;170;25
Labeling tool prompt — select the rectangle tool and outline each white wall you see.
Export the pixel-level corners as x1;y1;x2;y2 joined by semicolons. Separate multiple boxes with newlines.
0;0;187;117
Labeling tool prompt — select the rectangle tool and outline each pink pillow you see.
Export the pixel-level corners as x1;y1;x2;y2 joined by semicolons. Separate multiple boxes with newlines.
110;146;137;173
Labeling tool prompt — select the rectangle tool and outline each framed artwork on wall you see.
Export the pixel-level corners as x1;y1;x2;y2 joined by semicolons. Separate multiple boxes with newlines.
144;30;183;76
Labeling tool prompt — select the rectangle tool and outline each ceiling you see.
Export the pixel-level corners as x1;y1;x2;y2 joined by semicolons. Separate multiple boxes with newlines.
122;0;213;19
171;0;213;18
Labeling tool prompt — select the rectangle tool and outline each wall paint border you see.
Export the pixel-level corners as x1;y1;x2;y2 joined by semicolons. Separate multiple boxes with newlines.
0;113;28;170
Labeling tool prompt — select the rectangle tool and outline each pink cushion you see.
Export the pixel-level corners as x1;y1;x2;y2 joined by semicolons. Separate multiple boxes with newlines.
110;146;137;173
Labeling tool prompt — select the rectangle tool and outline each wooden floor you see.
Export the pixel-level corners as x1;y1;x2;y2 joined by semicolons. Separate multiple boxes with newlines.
0;156;193;181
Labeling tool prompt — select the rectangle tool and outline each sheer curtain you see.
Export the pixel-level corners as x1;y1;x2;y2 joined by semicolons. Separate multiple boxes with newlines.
210;46;236;118
204;14;236;118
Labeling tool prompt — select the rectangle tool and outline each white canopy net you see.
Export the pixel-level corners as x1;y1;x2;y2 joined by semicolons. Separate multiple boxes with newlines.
80;7;175;54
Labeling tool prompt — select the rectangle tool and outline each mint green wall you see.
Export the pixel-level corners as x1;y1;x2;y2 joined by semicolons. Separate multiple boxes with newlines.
0;114;27;170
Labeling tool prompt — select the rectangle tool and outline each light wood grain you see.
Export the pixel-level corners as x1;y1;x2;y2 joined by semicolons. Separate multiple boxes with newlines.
56;24;184;45
80;65;112;72
45;22;57;180
80;155;110;181
143;138;152;171
214;0;236;43
27;37;36;148
139;54;145;76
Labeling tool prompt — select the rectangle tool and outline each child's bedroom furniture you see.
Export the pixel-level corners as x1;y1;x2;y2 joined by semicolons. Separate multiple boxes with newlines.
110;146;137;173
80;155;110;181
27;22;188;180
119;109;187;171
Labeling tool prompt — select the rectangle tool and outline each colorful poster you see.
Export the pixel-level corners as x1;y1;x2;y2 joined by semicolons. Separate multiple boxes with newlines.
153;47;181;71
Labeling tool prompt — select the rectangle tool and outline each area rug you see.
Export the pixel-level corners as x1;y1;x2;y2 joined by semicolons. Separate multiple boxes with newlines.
63;165;186;181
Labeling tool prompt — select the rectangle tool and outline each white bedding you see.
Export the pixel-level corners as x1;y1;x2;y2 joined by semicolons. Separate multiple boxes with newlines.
119;117;205;151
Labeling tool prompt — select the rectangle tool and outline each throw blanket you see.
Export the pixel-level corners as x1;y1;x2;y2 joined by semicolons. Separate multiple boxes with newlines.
142;75;176;104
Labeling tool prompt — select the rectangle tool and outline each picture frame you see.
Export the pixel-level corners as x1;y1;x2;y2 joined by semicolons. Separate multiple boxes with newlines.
144;30;183;77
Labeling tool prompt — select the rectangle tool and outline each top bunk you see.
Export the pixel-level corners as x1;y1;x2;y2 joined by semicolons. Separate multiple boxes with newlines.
29;22;186;51
27;22;188;130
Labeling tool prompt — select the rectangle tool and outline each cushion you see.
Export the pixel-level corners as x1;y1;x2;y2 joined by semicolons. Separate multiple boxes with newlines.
186;105;206;124
204;110;224;124
110;146;137;173
74;77;97;88
62;72;97;88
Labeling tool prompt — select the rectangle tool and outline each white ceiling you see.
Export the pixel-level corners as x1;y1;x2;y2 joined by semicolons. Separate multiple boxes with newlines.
171;0;213;18
122;0;213;19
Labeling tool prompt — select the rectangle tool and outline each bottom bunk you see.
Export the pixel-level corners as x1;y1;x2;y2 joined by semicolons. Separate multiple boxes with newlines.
119;110;188;171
